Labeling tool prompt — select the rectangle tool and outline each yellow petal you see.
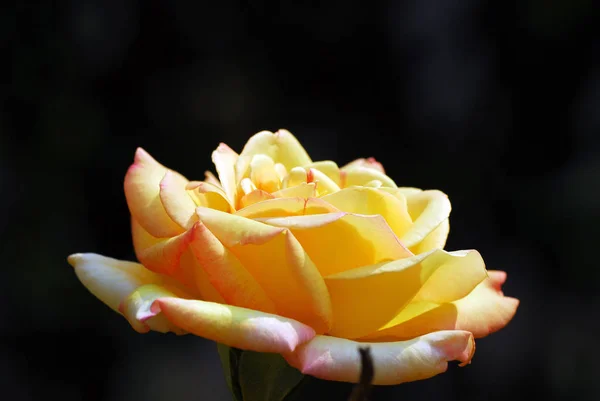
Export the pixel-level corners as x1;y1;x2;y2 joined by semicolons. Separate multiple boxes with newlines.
363;271;518;341
284;330;475;385
131;218;193;276
341;166;397;189
321;187;412;238
178;250;225;303
211;143;238;204
189;222;277;314
152;297;316;353
308;168;340;196
204;170;221;186
238;189;275;209
196;207;332;333
401;190;451;249
124;148;185;237
119;284;189;334
250;154;281;193
323;249;487;339
413;218;450;253
283;166;308;188
272;182;317;198
67;253;182;313
303;161;341;186
186;181;234;212
259;213;412;276
341;157;385;174
236;197;338;219
159;170;198;229
236;130;312;181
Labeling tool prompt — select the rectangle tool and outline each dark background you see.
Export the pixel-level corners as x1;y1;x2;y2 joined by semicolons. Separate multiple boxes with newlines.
3;1;600;400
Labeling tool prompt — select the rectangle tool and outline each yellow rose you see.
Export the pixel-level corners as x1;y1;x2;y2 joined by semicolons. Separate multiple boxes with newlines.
68;130;518;385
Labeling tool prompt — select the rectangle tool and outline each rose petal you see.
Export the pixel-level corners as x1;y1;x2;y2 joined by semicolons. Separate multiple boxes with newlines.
321;187;412;238
272;182;317;198
258;213;412;276
197;207;332;333
308;168;341;196
250;154;281;193
124;148;186;237
236;130;312;182
342;157;385;174
238;189;275;209
131;218;193;275
159;170;199;230
400;190;452;249
414;218;450;253
67;253;183;313
236;197;338;220
119;284;188;334
365;271;519;341
152;297;316;353
303;161;341;186
189;221;277;314
341;166;397;189
211;143;238;205
323;249;487;339
186;181;234;212
284;331;475;385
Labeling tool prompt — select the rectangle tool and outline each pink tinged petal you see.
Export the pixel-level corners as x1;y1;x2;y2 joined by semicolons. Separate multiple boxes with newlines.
259;213;412;277
211;143;239;205
159;170;199;230
152;297;316;353
236;197;339;220
197;208;332;333
342;157;386;174
236;130;313;182
67;253;184;313
119;284;188;334
340;166;397;189
308;168;341;196
272;182;317;198
131;218;193;275
238;189;275;209
321;187;413;238
204;170;221;186
364;271;518;341
186;181;234;212
124;148;186;237
303;161;341;186
400;190;452;249
323;249;487;339
284;331;475;385
188;222;277;314
178;250;225;303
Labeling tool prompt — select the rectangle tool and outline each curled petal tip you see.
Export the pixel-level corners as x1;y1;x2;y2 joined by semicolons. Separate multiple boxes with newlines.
67;253;82;267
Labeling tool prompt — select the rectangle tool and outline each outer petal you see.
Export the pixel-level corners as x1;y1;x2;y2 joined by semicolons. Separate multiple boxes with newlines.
124;148;185;237
152;297;316;353
401;190;452;249
159;170;198;230
211;143;238;205
364;271;519;341
258;213;412;276
342;157;385;174
321;187;412;238
189;221;277;314
119;284;189;334
67;253;185;313
323;249;487;339
414;219;450;253
236;130;312;182
198;207;332;333
284;331;475;385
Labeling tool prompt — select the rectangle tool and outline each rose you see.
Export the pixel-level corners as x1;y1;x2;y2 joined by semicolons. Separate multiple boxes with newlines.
68;130;518;386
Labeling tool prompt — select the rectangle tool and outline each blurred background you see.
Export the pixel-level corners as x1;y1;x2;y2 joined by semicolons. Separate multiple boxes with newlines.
3;1;600;400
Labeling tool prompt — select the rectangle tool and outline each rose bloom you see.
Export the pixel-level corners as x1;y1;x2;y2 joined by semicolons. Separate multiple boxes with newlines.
69;130;518;385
